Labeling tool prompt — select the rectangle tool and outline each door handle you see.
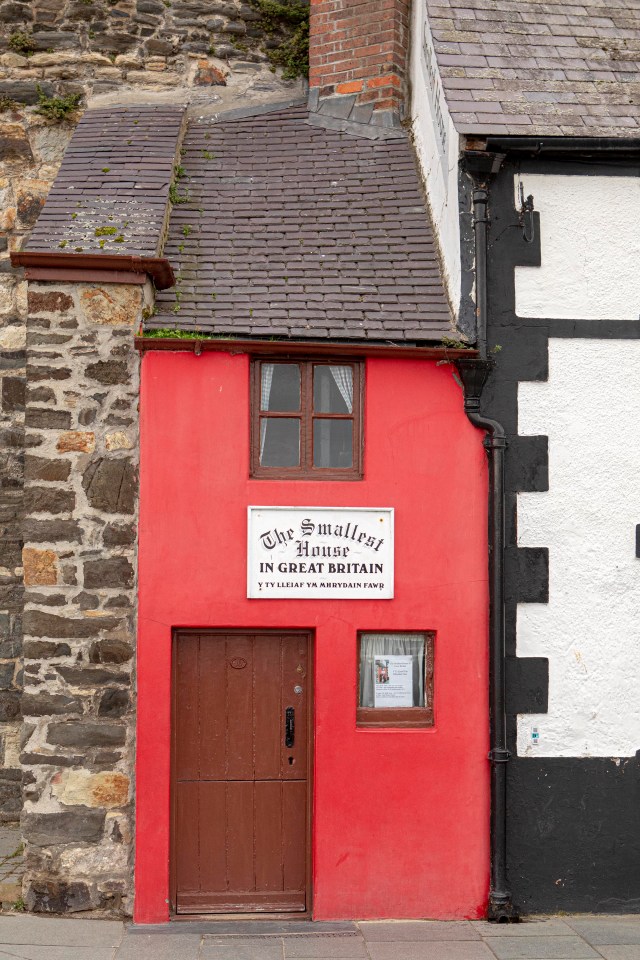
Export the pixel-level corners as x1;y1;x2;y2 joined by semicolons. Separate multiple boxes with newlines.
285;706;295;748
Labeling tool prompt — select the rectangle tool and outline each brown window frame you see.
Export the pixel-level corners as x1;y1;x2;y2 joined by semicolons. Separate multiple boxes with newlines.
356;630;435;729
250;359;363;480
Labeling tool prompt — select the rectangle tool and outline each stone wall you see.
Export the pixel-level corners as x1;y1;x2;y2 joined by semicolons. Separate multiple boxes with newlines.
19;279;145;915
0;108;69;830
0;0;304;832
0;0;307;99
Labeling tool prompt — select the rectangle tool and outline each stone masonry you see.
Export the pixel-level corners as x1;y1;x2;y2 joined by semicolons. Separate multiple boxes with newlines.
19;278;146;915
0;0;304;854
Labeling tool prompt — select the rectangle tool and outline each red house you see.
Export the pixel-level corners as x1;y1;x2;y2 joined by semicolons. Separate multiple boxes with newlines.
135;101;490;921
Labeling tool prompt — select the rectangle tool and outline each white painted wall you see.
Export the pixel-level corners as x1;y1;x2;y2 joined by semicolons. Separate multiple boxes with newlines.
515;174;640;321
517;338;640;757
409;0;461;315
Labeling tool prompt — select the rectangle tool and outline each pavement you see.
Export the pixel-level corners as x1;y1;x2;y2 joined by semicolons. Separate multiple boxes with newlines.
2;915;640;960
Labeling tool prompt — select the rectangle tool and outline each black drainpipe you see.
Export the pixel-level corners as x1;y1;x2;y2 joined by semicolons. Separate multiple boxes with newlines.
455;185;518;922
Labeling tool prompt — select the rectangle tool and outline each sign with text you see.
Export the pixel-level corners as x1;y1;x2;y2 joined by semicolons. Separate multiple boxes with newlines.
374;655;414;707
248;507;394;599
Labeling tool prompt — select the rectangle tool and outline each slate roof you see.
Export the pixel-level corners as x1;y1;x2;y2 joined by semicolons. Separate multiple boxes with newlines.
150;105;453;342
26;105;185;257
426;0;640;137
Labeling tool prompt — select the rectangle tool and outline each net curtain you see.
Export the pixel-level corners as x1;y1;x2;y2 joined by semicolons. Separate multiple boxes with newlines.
359;633;425;708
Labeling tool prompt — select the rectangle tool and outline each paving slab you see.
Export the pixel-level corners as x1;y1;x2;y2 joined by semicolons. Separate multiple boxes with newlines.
138;922;356;937
359;921;481;941
564;920;640;946
116;932;201;959
366;941;496;960
596;948;640;960
0;915;124;946
201;938;284;960
484;935;601;959
473;920;577;937
283;935;368;958
0;949;115;960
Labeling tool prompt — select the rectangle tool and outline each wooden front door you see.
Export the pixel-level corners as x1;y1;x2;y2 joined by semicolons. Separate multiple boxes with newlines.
172;631;311;915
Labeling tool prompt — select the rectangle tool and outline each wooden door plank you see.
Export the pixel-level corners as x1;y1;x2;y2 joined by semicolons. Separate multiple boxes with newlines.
254;780;283;892
226;780;255;893
175;781;200;895
198;782;227;894
254;634;282;780
176;890;306;913
283;780;307;895
175;635;200;781
226;635;254;780
199;635;226;780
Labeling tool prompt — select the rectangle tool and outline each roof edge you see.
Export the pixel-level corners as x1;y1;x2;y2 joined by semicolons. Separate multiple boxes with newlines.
11;251;175;290
135;336;477;360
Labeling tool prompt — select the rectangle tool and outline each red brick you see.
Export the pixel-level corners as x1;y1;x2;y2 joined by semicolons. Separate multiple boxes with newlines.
366;72;401;89
336;80;364;93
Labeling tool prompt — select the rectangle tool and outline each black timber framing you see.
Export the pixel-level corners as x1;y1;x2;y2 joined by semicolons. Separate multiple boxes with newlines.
480;155;640;914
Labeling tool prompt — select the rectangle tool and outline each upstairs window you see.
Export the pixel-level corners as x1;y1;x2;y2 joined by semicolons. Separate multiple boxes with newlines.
251;360;363;479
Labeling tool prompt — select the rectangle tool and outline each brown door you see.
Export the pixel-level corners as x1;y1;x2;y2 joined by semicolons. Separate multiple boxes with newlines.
172;631;311;915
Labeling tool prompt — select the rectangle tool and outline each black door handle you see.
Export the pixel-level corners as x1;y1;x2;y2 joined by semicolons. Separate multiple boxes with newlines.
285;706;295;748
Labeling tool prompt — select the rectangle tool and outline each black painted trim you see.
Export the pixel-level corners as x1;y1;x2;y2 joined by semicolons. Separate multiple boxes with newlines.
505;658;548;715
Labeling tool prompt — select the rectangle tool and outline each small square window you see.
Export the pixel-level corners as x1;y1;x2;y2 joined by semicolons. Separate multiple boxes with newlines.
357;631;434;728
251;360;363;479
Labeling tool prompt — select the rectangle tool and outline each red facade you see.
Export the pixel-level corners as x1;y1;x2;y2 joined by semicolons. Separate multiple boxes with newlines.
135;349;490;921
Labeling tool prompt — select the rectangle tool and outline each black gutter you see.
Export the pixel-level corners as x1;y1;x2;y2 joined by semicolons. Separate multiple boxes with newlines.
485;136;640;159
455;182;517;922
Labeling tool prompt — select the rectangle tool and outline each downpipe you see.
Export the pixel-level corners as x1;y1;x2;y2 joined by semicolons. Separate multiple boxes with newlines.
454;185;518;922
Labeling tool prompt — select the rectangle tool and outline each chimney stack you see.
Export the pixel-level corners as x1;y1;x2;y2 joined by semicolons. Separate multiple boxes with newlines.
308;0;410;129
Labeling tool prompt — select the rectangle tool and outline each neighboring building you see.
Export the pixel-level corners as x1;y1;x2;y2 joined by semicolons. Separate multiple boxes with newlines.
1;0;639;924
406;0;640;916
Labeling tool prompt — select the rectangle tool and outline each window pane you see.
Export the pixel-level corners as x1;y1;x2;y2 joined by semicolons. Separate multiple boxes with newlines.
313;365;353;414
261;363;300;412
313;419;353;468
359;634;426;708
260;418;300;467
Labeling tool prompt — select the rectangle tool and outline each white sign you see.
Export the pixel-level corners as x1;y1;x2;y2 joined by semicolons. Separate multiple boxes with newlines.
247;507;394;599
374;655;414;707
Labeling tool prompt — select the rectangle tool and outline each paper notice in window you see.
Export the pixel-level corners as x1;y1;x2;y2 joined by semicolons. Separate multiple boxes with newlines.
373;655;413;707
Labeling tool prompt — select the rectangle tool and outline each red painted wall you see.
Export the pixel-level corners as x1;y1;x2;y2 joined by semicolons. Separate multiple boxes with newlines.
135;350;490;922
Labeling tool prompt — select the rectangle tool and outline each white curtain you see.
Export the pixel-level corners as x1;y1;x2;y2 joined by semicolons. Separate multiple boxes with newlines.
359;633;425;708
260;363;275;461
329;365;353;412
261;363;275;410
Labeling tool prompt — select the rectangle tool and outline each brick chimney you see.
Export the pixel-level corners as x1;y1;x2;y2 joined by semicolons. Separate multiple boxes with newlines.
308;0;410;128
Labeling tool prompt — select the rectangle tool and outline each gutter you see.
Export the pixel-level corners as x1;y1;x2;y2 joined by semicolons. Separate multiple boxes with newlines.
456;189;517;922
484;136;640;160
135;336;477;361
10;251;175;290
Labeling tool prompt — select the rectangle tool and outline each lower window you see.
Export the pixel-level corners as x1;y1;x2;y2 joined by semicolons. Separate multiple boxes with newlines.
357;631;434;728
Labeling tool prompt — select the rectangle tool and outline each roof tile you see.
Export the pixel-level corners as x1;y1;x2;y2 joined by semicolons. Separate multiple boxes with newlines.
150;106;453;344
27;104;185;257
426;0;640;136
